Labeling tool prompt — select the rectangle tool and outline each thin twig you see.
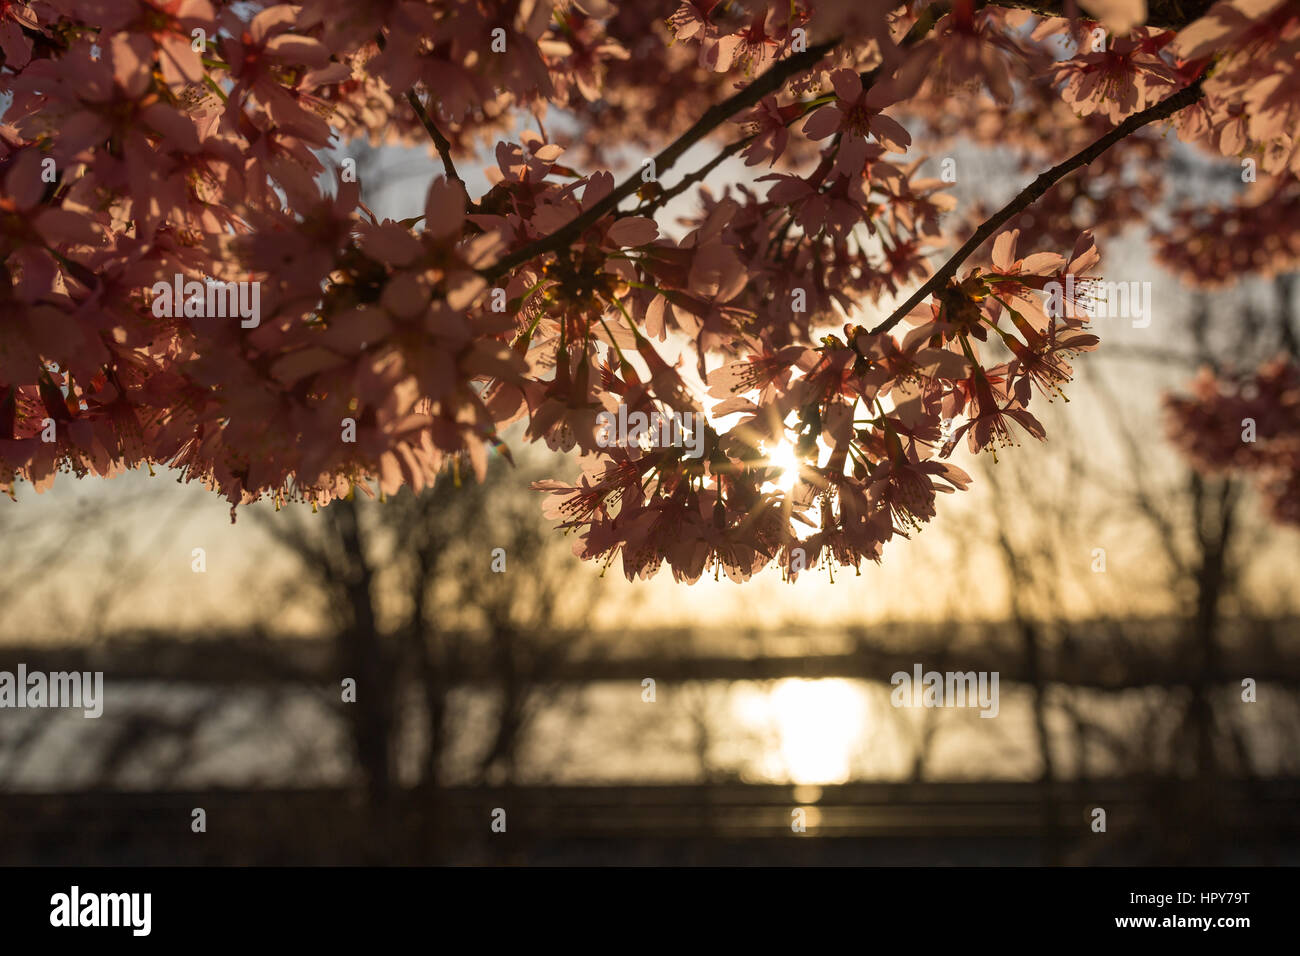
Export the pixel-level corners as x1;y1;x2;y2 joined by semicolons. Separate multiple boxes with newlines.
632;3;948;222
375;32;466;195
869;74;1207;336
481;36;841;280
405;89;463;186
636;135;753;217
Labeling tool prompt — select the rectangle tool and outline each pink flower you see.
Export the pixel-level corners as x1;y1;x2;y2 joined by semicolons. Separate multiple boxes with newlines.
803;69;912;176
710;8;782;74
220;4;332;142
1054;29;1178;123
0;2;38;70
738;95;803;167
946;365;1046;455
984;228;1068;332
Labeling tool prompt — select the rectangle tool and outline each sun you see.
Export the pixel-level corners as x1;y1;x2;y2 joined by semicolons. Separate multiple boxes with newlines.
734;679;870;784
763;440;803;492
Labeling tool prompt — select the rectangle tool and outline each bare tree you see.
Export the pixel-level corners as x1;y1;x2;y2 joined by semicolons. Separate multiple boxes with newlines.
251;447;606;823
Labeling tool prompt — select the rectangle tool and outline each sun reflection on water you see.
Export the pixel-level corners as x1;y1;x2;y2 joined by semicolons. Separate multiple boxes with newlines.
734;678;870;784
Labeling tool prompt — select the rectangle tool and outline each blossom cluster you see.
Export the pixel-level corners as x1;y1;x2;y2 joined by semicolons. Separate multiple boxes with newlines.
1166;358;1300;526
0;0;1295;579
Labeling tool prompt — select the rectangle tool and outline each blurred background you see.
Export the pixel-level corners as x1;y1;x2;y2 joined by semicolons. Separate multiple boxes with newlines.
2;126;1298;867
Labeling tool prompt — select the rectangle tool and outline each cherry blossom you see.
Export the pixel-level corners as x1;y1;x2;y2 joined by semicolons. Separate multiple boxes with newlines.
0;0;1295;578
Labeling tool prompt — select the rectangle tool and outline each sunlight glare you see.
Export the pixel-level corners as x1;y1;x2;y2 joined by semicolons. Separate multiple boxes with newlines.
764;440;802;492
739;679;869;784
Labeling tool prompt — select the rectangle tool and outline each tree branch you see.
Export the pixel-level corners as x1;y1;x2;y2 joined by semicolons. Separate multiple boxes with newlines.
631;4;948;220
482;36;840;281
868;73;1207;337
375;32;466;196
635;134;753;218
405;89;463;187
